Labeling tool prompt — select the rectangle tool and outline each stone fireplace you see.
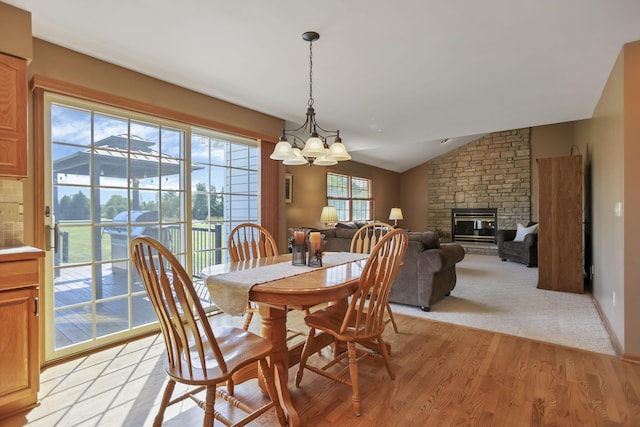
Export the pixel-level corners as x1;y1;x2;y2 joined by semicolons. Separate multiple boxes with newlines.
426;128;532;240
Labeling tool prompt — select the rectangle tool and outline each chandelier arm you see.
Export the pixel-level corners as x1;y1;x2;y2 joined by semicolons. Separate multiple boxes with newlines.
288;135;308;147
282;115;311;134
311;122;339;138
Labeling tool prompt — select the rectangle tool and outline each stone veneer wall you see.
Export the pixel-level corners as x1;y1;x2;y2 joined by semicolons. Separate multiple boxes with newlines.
427;128;532;238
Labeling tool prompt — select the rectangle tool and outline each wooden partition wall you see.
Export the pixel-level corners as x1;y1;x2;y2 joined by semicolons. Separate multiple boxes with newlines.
537;155;584;293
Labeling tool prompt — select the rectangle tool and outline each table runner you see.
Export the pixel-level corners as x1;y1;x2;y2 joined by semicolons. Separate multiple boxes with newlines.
204;252;368;316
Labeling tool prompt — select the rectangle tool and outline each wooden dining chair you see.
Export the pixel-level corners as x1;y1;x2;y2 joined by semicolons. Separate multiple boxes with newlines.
295;228;409;417
228;223;310;336
130;236;286;427
350;222;400;333
228;223;279;330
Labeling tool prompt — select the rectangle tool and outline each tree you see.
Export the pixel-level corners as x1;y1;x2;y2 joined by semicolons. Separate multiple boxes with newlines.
161;191;180;220
192;182;209;221
210;185;224;219
102;195;128;219
191;183;224;221
58;191;91;220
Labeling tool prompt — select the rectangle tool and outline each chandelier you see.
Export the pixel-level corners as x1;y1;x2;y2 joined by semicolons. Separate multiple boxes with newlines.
270;31;351;166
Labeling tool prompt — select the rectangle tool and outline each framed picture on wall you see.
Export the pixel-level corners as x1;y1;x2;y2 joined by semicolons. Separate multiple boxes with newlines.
285;174;293;204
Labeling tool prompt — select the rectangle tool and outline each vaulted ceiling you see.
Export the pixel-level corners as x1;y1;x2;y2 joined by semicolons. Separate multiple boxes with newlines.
7;0;640;172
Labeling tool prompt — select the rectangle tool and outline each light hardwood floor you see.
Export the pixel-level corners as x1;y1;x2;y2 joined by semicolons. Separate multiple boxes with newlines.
4;311;640;426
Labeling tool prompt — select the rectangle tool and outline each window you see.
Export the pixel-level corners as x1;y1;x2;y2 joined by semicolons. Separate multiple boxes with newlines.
326;172;373;221
190;129;258;271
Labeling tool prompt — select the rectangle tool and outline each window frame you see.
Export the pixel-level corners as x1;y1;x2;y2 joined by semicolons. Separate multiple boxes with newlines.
326;171;373;222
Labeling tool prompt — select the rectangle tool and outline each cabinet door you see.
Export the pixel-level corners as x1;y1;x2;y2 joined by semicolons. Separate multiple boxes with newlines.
0;287;39;417
0;53;28;178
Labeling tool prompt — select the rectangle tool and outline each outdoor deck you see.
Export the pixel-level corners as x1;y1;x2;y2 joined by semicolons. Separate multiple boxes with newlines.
53;264;215;349
52;224;224;350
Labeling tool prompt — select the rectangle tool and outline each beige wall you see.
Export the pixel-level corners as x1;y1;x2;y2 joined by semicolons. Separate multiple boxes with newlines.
29;40;283;138
530;122;580;221
283;159;400;246
400;163;429;232
572;40;640;360
0;2;32;60
583;47;625;353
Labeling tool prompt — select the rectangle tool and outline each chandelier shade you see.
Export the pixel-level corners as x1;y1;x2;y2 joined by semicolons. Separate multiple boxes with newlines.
282;147;308;165
271;140;295;160
300;134;326;158
270;31;351;166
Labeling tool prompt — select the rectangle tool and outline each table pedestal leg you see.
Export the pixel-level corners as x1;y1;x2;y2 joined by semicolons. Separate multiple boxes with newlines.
259;304;301;427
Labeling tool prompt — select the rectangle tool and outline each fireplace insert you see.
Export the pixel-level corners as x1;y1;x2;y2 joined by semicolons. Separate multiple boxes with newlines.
451;208;497;243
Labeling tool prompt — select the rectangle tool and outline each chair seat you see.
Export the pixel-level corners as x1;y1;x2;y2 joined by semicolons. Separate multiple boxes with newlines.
166;324;273;384
304;304;375;342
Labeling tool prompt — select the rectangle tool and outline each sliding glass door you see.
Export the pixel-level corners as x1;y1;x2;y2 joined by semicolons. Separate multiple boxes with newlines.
43;93;258;361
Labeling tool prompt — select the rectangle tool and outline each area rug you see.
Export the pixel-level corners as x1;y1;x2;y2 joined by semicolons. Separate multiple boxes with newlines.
390;253;616;355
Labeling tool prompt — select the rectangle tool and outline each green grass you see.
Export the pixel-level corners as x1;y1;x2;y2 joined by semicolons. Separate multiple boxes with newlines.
57;222;226;272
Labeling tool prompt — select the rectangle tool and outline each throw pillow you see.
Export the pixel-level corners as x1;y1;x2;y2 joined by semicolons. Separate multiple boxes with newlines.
513;222;538;242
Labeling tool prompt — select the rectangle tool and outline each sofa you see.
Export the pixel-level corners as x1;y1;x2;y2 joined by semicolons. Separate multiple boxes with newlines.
319;225;466;311
496;222;538;267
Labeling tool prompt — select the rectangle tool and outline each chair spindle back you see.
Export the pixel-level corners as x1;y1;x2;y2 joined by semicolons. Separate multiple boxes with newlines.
130;236;227;380
350;222;394;254
342;228;408;337
228;223;278;262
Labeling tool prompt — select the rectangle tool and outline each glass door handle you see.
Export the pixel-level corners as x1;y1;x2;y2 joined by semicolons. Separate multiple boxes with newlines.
45;224;59;252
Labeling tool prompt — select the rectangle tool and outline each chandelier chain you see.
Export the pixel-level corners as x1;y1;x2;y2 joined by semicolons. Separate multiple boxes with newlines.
308;39;314;107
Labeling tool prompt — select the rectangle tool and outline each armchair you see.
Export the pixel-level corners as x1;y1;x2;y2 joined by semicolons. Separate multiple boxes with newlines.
497;222;538;267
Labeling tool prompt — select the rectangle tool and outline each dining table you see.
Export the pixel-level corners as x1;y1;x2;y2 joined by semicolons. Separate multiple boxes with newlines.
201;252;369;427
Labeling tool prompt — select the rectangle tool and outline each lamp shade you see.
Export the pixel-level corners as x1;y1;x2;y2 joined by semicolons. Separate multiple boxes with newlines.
389;208;403;221
300;135;326;157
320;206;339;223
327;141;351;161
270;140;296;160
283;147;308;165
312;149;338;166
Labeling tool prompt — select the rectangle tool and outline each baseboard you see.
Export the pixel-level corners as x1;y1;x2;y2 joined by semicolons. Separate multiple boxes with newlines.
591;293;624;359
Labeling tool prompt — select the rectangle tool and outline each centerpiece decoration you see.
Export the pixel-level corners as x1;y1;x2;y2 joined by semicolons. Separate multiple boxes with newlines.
307;231;326;267
290;228;310;266
289;229;326;266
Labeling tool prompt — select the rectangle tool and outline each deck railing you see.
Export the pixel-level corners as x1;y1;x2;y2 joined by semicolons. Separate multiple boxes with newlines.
148;224;224;276
54;222;225;278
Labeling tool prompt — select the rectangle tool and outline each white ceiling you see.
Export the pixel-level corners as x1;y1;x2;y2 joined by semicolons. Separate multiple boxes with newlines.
7;0;640;172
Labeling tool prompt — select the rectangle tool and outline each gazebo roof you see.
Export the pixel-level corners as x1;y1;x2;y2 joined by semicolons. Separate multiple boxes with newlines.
53;134;188;178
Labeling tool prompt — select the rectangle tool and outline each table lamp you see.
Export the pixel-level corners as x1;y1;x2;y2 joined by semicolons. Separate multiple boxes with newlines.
389;207;403;228
320;206;339;228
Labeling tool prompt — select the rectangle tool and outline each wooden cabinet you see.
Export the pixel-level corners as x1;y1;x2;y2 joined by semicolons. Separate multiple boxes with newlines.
0;249;43;420
537;155;583;293
0;52;28;178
